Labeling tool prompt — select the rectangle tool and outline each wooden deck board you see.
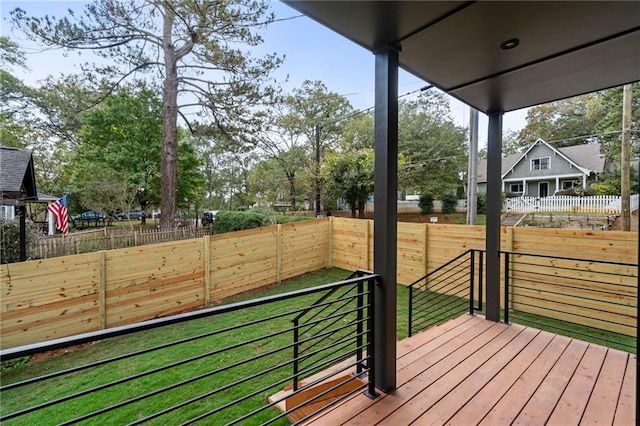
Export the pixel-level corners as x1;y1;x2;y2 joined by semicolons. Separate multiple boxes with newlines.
546;344;607;425
581;349;629;425
301;315;635;426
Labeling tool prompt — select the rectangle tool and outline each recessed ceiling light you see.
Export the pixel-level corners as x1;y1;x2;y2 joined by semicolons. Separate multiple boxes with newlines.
500;38;519;50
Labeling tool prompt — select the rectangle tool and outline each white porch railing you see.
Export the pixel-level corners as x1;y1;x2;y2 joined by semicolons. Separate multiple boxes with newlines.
505;194;640;214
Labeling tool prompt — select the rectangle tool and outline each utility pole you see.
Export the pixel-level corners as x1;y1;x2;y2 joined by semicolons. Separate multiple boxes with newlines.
466;108;479;225
621;84;631;231
315;124;322;217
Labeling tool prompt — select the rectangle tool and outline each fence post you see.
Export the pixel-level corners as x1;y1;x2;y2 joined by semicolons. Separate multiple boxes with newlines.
328;217;333;268
366;220;372;270
423;224;429;277
99;251;107;329
204;236;211;307
276;224;282;284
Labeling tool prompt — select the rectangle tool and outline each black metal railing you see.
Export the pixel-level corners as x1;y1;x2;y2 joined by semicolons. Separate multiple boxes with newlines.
292;270;375;394
408;248;637;354
0;273;380;425
408;249;483;337
501;251;637;353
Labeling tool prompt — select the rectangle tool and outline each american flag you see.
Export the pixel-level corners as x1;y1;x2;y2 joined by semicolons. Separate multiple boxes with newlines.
48;194;69;235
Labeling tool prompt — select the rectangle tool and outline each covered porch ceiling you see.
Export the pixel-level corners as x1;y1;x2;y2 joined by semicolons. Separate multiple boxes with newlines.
284;1;640;113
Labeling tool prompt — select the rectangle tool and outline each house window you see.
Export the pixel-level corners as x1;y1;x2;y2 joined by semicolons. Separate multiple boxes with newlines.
509;183;524;193
530;157;550;170
562;180;577;190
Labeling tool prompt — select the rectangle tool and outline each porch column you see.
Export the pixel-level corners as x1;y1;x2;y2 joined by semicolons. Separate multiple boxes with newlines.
522;179;526;196
485;112;503;322
556;177;560;194
373;43;399;392
582;174;587;189
18;204;26;261
48;202;55;236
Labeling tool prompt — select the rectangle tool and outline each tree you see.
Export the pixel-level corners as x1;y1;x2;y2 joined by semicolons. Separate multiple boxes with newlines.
517;94;604;148
593;83;640;162
73;85;163;216
257;80;353;209
398;92;467;197
12;0;282;227
72;85;204;219
323;149;374;218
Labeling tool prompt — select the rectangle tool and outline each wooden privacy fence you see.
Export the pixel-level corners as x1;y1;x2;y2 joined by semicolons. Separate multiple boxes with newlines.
1;217;637;348
28;227;211;259
1;220;329;348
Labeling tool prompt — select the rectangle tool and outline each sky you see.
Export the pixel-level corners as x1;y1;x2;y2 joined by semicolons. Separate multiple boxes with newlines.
1;0;530;148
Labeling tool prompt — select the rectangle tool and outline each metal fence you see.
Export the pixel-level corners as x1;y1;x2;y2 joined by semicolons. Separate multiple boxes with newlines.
0;272;379;425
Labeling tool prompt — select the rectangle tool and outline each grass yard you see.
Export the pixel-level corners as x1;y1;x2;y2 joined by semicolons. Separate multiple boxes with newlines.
0;268;410;426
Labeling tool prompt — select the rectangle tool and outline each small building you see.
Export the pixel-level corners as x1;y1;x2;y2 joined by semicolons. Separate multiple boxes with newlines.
477;139;606;197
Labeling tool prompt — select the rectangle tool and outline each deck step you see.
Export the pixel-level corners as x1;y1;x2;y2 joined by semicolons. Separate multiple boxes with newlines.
284;374;365;423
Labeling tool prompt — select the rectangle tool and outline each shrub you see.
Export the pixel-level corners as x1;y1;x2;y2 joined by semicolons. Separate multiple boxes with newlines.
214;211;269;234
419;193;434;215
440;192;459;214
1;219;37;263
476;192;487;214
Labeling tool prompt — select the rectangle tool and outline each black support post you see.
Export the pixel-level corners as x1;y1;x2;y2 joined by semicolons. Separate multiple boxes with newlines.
373;43;399;392
485;112;503;322
18;205;26;262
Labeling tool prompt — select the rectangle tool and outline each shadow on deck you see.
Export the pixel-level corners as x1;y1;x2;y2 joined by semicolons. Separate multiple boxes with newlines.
302;314;635;425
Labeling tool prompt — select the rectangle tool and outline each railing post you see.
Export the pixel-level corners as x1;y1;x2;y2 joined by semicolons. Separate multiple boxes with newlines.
293;318;299;392
356;279;364;375
470;250;475;315
478;250;484;312
364;277;378;399
408;285;413;338
503;252;510;324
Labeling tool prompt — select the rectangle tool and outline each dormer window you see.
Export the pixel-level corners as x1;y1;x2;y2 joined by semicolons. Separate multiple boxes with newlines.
531;157;550;170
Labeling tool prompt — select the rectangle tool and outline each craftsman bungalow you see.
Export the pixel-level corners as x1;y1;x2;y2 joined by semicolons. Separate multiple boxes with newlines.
477;138;606;197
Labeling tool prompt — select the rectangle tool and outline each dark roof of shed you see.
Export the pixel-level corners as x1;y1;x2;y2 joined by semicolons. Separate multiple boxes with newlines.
0;147;38;200
284;1;640;113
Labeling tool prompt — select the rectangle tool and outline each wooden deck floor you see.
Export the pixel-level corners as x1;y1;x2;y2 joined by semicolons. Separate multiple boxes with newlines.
303;315;636;425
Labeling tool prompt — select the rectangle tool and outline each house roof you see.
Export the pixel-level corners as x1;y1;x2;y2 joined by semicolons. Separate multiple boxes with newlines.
477;141;605;183
477;153;521;184
0;147;38;200
284;1;640;113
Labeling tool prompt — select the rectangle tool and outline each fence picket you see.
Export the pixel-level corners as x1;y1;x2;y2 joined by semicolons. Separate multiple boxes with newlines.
505;195;639;214
28;227;211;259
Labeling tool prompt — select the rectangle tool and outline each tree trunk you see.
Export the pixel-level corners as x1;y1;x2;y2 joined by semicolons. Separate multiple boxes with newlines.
160;8;179;229
351;203;357;218
287;173;296;208
358;199;366;219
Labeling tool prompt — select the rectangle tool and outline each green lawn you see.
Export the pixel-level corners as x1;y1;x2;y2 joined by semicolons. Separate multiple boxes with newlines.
0;268;410;426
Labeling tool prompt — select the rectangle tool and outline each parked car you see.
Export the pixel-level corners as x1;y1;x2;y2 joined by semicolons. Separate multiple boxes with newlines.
71;211;106;221
202;210;218;226
115;210;144;221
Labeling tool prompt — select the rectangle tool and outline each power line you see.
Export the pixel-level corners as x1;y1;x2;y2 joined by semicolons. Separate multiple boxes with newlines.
544;130;634;145
326;85;433;127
